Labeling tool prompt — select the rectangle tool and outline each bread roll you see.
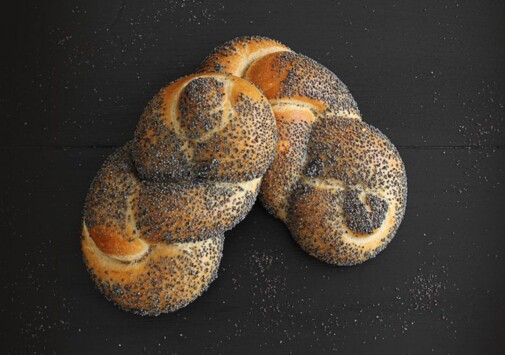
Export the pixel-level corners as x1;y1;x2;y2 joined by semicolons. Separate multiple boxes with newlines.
199;36;407;265
82;73;278;314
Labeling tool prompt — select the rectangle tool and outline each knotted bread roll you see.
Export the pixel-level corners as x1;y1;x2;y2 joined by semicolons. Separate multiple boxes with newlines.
199;37;407;265
82;73;277;315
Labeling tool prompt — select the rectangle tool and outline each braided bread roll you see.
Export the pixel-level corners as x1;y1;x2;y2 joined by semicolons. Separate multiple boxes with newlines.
82;73;277;315
199;37;407;265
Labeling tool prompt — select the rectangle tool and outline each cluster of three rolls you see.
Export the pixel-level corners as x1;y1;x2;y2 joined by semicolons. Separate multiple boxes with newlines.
82;36;407;315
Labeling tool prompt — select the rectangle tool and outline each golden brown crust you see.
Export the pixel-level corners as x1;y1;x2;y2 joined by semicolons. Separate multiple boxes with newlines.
199;36;290;77
83;145;146;261
199;36;407;265
84;145;261;247
82;223;224;316
82;144;258;315
287;118;407;265
83;71;278;314
245;51;360;116
135;178;260;243
132;74;277;182
259;109;313;221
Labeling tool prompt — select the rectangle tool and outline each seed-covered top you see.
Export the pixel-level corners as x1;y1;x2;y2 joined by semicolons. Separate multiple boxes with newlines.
199;36;407;265
132;73;278;183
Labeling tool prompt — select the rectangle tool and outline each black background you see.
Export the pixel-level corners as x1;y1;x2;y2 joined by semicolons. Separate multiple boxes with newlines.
2;0;505;353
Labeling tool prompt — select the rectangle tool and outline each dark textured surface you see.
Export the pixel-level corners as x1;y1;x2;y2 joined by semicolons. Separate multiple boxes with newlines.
1;0;504;353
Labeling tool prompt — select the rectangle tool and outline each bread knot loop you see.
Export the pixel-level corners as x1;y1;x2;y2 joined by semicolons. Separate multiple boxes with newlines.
343;189;388;235
178;77;229;140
